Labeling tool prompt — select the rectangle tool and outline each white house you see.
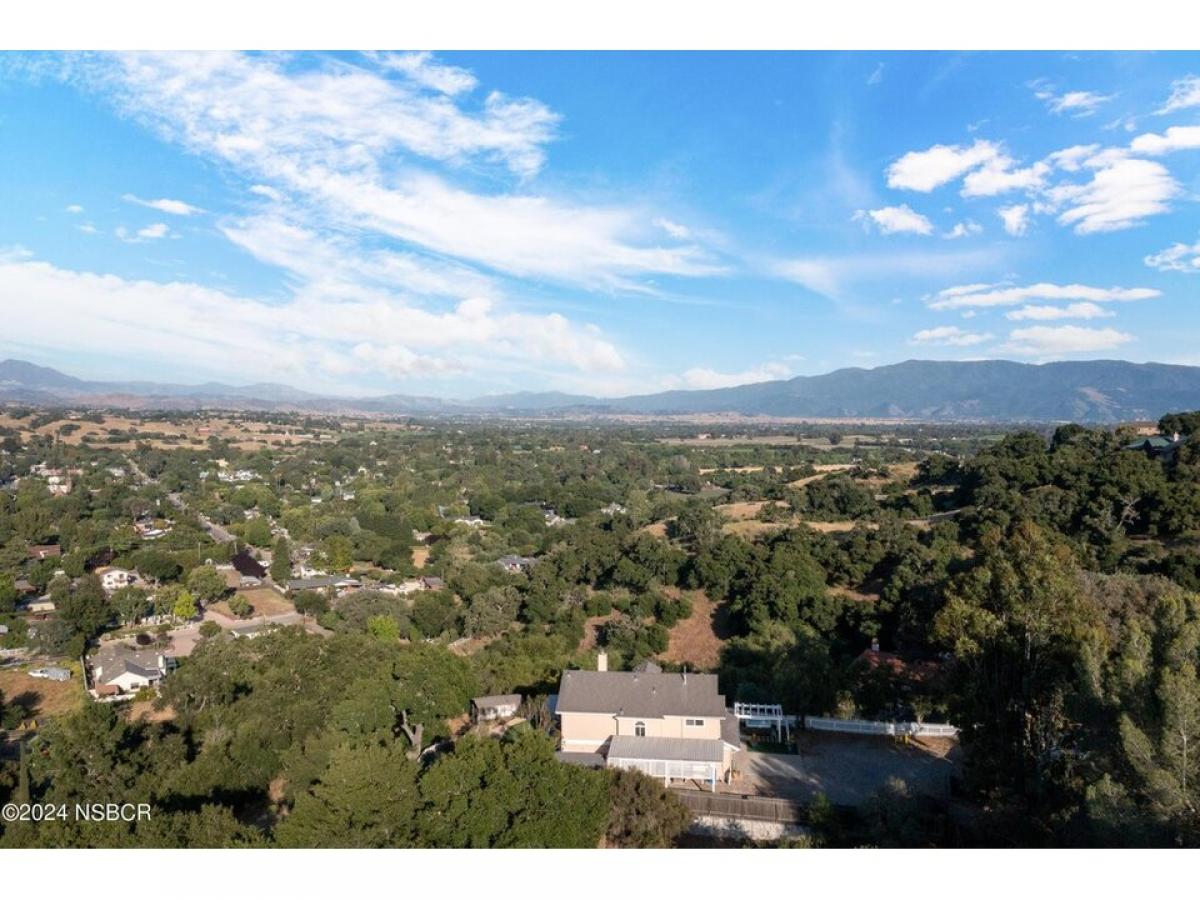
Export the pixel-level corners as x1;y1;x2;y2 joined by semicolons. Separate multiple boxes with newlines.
98;567;138;593
88;643;172;696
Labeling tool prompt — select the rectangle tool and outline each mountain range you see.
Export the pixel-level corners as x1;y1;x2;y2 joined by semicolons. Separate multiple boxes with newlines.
2;357;1199;423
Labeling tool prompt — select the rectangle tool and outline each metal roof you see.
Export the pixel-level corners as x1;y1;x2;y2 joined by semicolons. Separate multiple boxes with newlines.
608;735;726;763
556;669;727;718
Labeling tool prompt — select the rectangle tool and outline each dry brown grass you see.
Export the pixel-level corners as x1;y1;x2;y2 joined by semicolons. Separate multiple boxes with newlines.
210;587;294;618
661;590;730;670
578;611;620;652
721;520;786;539
125;700;176;724
0;413;335;452
411;546;431;569
798;520;874;533
714;500;788;521
640;520;670;538
0;668;86;722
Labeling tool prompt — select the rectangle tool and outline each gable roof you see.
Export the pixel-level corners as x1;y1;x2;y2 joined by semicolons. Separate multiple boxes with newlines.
472;693;522;709
556;669;726;718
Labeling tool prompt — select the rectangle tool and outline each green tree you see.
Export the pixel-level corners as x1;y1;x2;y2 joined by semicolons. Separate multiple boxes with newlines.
186;564;227;605
270;536;292;584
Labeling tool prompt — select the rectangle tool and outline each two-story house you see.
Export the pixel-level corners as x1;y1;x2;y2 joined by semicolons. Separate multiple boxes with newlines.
555;654;741;791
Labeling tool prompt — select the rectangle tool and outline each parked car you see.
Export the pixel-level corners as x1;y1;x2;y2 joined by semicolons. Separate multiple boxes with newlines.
29;666;71;681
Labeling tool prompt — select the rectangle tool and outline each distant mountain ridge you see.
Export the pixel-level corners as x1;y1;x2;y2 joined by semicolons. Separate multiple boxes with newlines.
3;357;1199;422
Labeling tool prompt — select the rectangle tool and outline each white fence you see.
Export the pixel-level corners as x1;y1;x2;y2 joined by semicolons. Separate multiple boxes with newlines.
803;716;958;738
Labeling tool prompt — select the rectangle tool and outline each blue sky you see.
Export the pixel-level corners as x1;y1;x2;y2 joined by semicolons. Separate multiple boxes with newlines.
1;51;1198;398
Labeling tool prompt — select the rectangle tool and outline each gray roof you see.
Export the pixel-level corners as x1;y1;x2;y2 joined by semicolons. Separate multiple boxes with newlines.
608;735;727;763
287;575;360;591
89;644;167;683
556;669;727;718
722;711;742;748
473;693;522;709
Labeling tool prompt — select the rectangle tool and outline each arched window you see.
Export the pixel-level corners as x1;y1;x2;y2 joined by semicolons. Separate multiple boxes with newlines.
635;721;646;737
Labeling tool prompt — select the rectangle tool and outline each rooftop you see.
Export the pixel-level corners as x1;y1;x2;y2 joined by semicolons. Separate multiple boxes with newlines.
556;669;727;718
608;735;727;763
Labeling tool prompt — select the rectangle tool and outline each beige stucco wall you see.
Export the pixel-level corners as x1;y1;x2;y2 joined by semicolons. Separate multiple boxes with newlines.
560;710;726;749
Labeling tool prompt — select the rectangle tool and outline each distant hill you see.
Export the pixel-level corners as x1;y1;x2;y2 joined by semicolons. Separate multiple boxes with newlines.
2;357;1199;422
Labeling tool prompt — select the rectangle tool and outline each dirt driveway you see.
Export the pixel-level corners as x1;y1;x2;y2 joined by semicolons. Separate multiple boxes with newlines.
738;732;959;806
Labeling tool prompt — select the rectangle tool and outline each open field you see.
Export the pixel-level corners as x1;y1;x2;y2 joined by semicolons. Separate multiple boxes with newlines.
661;591;729;670
0;667;86;722
714;499;791;521
210;587;294;618
0;412;335;452
721;520;787;538
787;462;856;487
411;546;431;569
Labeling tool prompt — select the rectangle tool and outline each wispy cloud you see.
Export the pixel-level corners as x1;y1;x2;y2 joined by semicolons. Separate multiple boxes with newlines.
1156;74;1200;115
928;282;1159;311
1005;302;1114;321
1031;81;1114;117
68;52;721;292
910;325;992;347
122;193;204;216
1145;238;1200;273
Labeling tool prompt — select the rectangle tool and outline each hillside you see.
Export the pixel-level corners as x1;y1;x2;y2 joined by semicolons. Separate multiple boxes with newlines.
3;357;1199;422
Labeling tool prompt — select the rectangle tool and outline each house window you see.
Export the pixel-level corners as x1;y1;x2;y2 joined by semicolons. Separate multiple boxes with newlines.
635;721;646;737
686;718;704;727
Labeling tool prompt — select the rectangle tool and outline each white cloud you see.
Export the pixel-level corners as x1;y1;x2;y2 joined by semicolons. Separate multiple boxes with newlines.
961;158;1049;197
122;193;204;216
1129;125;1200;155
1045;157;1179;233
71;52;719;292
1033;85;1114;117
371;51;478;96
943;220;982;239
666;362;792;390
136;222;169;239
1144;239;1200;273
0;252;626;389
1046;144;1101;172
1005;302;1114;321
909;325;992;347
653;217;692;239
1000;325;1133;355
854;204;935;235
76;223;97;235
997;204;1030;236
886;140;1000;192
65;204;84;214
1156;74;1200;115
929;282;1159;311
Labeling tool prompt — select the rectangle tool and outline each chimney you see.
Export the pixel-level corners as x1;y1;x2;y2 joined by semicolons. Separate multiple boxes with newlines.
597;651;608;672
682;666;687;686
871;637;880;653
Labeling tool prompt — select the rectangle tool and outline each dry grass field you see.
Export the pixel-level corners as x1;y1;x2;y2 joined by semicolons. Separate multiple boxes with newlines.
0;412;336;452
210;587;294;618
411;546;431;569
721;520;787;538
661;590;729;670
0;667;86;723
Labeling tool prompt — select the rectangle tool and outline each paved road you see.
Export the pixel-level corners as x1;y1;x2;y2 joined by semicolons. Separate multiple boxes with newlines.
127;455;236;545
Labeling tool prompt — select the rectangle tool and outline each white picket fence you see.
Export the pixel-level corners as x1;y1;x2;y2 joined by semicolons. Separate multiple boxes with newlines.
803;716;958;738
